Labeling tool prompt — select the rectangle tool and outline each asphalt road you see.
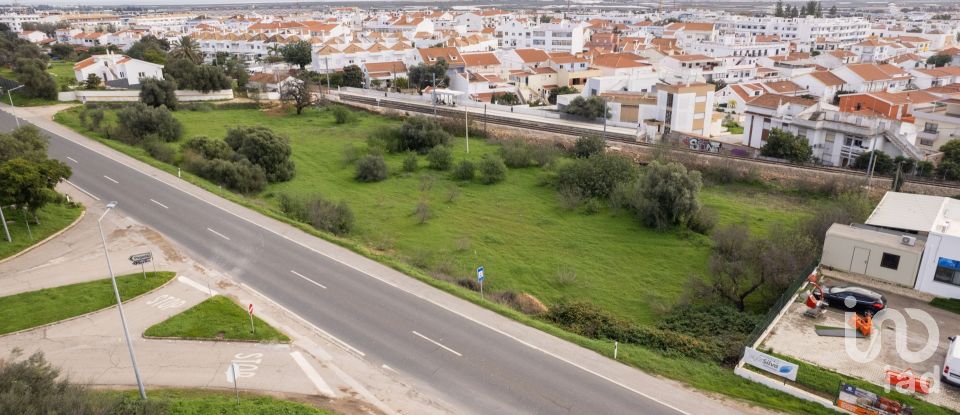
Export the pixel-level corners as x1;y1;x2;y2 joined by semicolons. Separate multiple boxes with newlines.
1;110;685;415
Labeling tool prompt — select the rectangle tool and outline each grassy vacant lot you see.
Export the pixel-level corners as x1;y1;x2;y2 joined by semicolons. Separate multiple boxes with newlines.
56;105;811;324
0;202;84;261
0;271;174;334
102;388;335;415
145;295;289;342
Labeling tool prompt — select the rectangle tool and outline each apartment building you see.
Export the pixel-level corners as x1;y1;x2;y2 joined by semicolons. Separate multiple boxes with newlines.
656;82;716;136
0;13;41;32
914;98;960;150
496;19;587;54
718;16;870;46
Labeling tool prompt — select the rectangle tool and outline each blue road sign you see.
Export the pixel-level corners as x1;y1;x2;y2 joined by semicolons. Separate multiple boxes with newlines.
477;266;484;283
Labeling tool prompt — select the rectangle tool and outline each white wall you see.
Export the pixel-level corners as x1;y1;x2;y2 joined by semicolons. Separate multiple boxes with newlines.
916;233;960;298
61;89;234;102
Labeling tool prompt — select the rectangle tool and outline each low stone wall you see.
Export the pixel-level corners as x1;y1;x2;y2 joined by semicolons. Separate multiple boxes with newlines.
59;89;234;102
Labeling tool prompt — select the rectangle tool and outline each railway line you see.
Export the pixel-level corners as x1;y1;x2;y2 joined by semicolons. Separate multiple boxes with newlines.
336;91;960;191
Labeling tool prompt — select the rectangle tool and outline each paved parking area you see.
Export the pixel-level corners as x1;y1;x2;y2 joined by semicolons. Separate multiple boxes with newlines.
762;277;960;411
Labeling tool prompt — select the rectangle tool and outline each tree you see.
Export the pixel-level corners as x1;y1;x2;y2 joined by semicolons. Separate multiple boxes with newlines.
16;65;57;99
169;35;202;64
617;161;702;230
116;103;183;143
50;43;76;61
927;54;951;68
391;116;452;153
0;158;69;223
829;5;838;16
280;75;314;115
221;56;249;89
407;59;448;90
224;126;295;182
774;0;784;17
355;154;388;182
573;135;606;158
427;146;453;170
478;154;507;184
563;96;609;120
815;1;823;17
451;159;476;180
126;35;169;63
341;65;364;88
548;86;578;104
330;105;352;124
83;73;102;90
281;40;313;70
0;125;48;163
190;65;232;92
557;153;639;199
394;77;410;90
139;77;178;110
759;128;812;163
852;150;895;175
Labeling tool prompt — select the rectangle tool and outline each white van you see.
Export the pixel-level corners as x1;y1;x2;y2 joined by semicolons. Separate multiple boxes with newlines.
945;336;960;387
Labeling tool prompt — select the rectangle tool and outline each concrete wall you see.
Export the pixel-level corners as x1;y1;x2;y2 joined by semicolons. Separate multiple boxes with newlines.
59;89;234;102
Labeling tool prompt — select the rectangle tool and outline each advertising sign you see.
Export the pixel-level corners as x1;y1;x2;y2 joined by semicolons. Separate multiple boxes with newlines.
743;347;798;381
836;383;912;415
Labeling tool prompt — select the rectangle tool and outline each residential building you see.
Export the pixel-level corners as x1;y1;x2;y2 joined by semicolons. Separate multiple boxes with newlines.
656;82;716;136
73;53;164;87
913;98;960;150
831;63;911;93
0;13;41;32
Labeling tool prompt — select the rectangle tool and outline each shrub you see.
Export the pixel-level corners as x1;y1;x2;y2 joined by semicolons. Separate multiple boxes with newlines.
658;303;761;364
415;201;431;224
582;198;602;215
563;96;609;120
16;65;57;99
355;154;388;182
427;146;453;170
143;139;175;164
573;135;605;158
492;291;548;315
224;126;295;182
278;193;354;235
556;153;639;198
557;185;584;211
182;136;234;160
500;140;534;167
760;128;812;163
115;103;182;143
478;154;507;184
402;152;418;172
330;105;352;124
688;206;718;235
451;159;476;180
138;77;178;110
182;152;267;194
392;116;451;153
617;161;703;230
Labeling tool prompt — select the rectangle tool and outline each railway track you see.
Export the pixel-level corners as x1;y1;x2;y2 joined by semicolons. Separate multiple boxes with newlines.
336;92;960;191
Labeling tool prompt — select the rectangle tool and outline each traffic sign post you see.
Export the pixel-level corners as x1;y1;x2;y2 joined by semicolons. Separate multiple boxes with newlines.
477;266;484;300
248;304;255;334
228;362;240;404
129;252;152;279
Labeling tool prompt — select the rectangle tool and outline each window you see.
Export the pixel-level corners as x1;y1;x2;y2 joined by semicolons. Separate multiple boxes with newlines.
880;253;900;270
924;122;938;134
935;257;960;287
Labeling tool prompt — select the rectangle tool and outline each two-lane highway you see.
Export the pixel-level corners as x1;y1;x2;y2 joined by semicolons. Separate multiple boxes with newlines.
2;109;700;415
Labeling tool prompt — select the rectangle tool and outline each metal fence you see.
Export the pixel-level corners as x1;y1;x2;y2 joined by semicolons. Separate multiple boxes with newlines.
740;264;819;360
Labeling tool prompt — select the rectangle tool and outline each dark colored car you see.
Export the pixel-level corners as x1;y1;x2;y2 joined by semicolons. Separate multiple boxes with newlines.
812;286;887;314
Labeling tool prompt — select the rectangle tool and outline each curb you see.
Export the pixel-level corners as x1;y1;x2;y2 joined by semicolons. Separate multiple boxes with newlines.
0;206;86;266
0;272;177;339
141;335;290;344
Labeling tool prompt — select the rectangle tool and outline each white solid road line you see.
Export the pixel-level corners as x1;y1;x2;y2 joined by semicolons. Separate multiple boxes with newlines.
291;270;327;289
289;351;337;397
66;156;78;163
103;175;118;184
206;227;230;240
150;199;169;209
50;123;689;415
412;331;462;357
63;179;100;201
177;275;219;295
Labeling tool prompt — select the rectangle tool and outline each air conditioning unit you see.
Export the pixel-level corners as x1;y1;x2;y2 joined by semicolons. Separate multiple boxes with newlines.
902;236;917;246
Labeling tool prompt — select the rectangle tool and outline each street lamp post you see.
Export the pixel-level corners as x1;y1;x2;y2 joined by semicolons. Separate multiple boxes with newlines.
97;202;147;400
5;85;24;128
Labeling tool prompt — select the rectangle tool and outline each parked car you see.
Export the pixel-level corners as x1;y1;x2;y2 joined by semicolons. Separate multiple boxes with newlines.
944;336;960;387
812;286;886;314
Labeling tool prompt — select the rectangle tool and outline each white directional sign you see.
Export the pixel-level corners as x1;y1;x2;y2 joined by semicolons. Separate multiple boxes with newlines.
477;266;484;283
129;252;152;266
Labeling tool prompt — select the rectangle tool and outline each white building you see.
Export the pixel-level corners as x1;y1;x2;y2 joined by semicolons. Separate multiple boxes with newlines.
496;19;587;54
717;16;870;46
0;13;41;32
73;53;164;87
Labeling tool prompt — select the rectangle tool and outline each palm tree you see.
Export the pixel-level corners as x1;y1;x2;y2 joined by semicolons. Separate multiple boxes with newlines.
170;36;203;64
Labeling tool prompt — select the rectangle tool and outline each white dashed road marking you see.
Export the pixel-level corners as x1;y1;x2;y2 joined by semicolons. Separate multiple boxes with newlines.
291;270;327;289
207;227;230;240
150;199;169;209
412;331;462;357
103;175;118;184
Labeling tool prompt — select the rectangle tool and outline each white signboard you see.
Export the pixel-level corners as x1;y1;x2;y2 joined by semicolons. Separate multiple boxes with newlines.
743;347;798;381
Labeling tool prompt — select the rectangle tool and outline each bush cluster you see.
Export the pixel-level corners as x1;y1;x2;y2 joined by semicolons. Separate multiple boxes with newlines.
373;116;452;154
478;154;507;184
278;193;354;235
427;146;453;170
180;127;295;194
115;103;183;143
451;159;475;180
355;154;388;182
556;153;638;199
499;139;561;168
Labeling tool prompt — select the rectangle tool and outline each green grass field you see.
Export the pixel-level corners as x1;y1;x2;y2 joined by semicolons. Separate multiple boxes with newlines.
56;105;812;324
145;295;289;342
0;271;174;334
101;389;335;415
0;202;84;261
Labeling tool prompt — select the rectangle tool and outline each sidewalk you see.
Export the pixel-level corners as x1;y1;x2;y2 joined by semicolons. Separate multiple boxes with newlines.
0;184;455;415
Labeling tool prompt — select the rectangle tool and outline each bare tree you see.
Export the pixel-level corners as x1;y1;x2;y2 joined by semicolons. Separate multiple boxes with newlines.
280;75;314;115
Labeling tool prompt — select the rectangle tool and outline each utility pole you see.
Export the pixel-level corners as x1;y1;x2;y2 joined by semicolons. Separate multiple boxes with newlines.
97;202;147;400
325;57;331;93
464;70;469;153
602;97;608;141
6;85;24;128
0;205;9;242
432;72;437;117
